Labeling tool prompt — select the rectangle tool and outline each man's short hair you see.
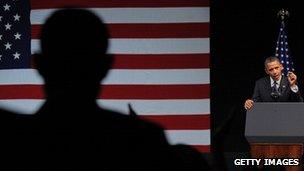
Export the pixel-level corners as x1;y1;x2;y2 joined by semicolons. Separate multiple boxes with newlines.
264;56;281;68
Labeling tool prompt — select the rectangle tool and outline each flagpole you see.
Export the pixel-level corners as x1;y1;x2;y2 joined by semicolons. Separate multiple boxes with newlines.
277;9;289;27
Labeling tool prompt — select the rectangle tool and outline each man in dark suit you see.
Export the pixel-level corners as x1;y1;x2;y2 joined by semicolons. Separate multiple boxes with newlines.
244;56;303;110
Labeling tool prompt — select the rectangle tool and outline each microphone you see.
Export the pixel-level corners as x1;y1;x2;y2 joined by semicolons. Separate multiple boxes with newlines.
270;86;281;101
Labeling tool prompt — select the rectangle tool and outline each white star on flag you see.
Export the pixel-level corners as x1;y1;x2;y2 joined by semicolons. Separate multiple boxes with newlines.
5;23;12;30
4;42;12;50
3;4;10;11
14;33;21;39
14;14;20;21
13;52;20;59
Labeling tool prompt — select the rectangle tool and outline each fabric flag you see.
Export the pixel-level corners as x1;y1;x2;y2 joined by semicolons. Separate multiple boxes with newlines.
0;0;210;153
275;18;294;75
0;0;31;69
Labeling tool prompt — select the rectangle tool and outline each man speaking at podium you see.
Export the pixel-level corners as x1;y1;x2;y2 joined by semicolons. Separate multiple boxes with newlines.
244;57;303;110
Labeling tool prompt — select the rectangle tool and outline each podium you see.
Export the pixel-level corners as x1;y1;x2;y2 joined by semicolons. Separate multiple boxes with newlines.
245;103;304;171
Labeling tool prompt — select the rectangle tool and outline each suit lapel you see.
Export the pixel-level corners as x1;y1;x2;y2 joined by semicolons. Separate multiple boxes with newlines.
265;77;272;95
280;76;288;94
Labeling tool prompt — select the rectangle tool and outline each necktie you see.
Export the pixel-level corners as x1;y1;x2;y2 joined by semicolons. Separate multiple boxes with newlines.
274;81;279;91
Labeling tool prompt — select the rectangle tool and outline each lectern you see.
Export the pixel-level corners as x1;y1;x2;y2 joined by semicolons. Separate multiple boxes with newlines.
245;103;304;171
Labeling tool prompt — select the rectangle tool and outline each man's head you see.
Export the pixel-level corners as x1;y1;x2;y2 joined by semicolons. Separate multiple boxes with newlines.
264;57;283;81
34;8;113;100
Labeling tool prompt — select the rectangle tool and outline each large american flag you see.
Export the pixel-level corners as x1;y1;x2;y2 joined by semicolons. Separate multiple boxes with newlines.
0;0;210;153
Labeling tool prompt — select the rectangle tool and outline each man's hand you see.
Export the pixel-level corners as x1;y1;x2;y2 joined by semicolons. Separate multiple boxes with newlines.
244;99;254;110
288;71;297;87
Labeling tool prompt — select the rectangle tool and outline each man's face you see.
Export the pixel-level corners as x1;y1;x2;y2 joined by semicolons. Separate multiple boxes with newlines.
265;60;283;81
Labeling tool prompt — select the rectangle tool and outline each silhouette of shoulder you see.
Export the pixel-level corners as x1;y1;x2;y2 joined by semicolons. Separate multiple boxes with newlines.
29;106;182;170
0;109;31;129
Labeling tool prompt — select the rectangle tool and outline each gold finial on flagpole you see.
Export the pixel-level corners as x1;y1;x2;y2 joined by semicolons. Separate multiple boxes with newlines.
277;9;289;21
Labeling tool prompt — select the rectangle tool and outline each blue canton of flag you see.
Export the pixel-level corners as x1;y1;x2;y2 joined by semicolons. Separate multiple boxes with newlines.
275;20;294;76
0;0;31;69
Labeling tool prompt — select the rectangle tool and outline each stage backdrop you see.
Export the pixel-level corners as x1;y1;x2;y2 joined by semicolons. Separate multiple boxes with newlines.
0;0;210;153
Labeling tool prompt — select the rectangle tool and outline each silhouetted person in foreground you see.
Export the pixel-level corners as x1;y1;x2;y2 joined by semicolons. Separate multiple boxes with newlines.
0;8;211;170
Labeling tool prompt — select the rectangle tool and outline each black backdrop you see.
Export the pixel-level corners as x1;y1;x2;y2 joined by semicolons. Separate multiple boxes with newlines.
211;0;304;152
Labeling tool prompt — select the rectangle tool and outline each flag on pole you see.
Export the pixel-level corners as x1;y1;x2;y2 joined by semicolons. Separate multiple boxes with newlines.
0;0;210;153
275;10;294;75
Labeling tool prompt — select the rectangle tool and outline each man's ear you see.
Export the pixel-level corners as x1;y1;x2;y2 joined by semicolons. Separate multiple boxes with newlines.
32;53;46;77
99;54;114;79
265;68;269;75
105;54;114;69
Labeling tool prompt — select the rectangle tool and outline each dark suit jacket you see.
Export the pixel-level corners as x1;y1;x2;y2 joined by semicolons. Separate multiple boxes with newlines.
0;103;210;170
26;107;177;170
252;76;303;102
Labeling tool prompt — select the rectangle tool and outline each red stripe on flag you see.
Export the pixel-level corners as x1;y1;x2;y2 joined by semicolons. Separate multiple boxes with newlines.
31;25;40;39
101;85;210;99
193;145;210;153
112;54;209;69
32;23;209;39
140;115;210;130
30;54;209;69
0;85;44;99
30;0;209;9
0;85;209;99
109;23;209;38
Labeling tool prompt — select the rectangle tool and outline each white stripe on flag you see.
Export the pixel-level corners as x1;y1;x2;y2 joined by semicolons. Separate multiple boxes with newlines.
98;99;210;115
31;7;210;24
0;69;210;85
31;38;210;54
0;99;210;115
165;130;210;145
103;69;210;85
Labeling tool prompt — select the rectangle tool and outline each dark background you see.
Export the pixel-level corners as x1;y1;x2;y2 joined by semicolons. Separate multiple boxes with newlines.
211;0;304;152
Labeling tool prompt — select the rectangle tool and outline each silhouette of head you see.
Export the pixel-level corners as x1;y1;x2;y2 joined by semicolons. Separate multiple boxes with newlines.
34;8;112;102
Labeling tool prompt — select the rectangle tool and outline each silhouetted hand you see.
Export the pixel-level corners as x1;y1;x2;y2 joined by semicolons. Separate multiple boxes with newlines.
128;103;137;117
